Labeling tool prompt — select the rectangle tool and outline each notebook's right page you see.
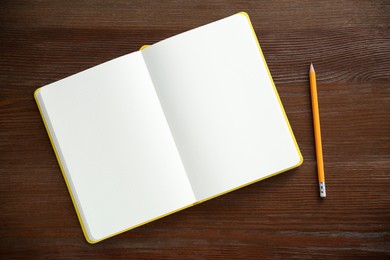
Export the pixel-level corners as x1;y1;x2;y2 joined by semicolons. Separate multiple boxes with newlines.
142;12;303;201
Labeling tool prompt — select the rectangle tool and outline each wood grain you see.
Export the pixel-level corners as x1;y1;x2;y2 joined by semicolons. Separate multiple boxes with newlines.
1;0;389;258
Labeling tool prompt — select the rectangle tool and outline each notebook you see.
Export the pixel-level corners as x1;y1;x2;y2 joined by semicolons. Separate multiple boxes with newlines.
35;12;303;243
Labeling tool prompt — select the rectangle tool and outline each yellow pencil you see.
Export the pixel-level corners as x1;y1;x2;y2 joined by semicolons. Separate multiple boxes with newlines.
309;63;326;198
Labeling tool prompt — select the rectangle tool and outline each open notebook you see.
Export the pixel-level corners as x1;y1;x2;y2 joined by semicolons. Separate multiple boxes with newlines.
35;12;303;243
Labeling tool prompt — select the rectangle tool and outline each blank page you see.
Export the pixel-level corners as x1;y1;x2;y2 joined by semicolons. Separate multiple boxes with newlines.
36;52;196;242
142;13;302;201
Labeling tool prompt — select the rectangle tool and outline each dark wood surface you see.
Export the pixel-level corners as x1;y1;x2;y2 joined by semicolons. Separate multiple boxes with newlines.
1;0;389;258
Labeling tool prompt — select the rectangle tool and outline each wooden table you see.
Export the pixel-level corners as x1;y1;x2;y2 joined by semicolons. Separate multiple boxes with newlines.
1;1;389;258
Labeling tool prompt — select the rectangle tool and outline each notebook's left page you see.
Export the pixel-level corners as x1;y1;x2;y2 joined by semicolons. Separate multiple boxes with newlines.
35;52;196;243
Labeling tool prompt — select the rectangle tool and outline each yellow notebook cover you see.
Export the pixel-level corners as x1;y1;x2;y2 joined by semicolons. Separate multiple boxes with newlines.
35;12;303;243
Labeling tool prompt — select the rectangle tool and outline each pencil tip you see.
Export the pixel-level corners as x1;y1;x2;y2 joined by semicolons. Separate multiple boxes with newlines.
310;63;314;72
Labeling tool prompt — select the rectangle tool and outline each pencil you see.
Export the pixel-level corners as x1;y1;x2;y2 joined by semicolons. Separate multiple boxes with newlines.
309;63;326;198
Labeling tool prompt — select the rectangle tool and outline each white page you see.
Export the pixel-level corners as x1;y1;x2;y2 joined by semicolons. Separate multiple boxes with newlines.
37;52;196;242
142;13;302;201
